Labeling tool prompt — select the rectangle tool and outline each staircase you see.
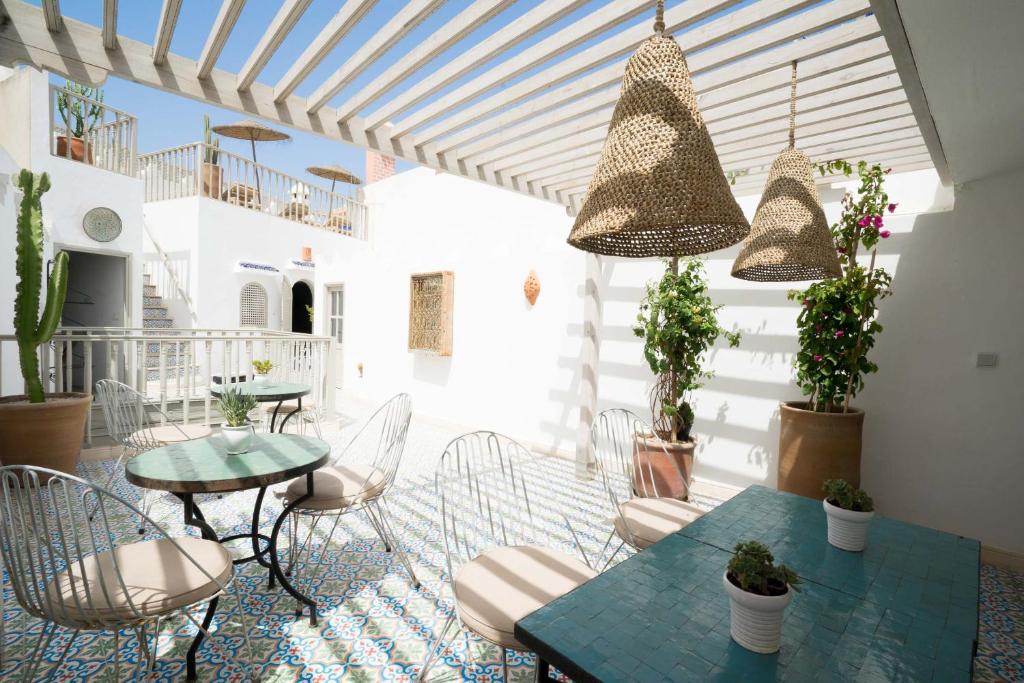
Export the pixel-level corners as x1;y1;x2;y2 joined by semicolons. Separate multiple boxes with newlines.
142;271;191;381
143;273;173;329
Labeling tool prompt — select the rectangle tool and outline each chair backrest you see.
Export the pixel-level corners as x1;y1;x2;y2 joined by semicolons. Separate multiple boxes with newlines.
0;465;226;630
592;408;666;507
332;393;412;489
94;379;151;450
435;431;539;579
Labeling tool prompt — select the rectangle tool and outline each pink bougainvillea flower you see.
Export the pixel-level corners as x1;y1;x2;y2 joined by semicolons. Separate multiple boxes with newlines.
836;246;846;254
880;229;891;238
872;215;884;228
802;298;811;308
857;216;870;227
888;203;898;213
814;354;823;362
835;330;845;338
885;167;892;174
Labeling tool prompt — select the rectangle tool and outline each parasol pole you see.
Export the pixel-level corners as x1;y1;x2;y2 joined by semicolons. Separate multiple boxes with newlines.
250;136;262;205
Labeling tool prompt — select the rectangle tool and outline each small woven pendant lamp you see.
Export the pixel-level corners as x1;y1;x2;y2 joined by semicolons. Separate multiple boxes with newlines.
730;62;841;281
566;0;749;257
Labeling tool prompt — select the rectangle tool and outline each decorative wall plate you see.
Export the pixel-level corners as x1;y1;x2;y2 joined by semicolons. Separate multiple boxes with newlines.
82;207;122;242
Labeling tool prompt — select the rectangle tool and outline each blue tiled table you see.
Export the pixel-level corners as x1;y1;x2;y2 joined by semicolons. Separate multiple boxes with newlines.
515;486;979;682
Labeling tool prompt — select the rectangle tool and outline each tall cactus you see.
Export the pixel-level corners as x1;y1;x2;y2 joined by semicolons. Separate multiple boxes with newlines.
13;170;68;403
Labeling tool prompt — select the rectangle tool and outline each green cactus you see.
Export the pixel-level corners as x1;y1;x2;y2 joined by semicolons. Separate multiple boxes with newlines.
203;114;220;165
57;80;104;138
13;170;68;403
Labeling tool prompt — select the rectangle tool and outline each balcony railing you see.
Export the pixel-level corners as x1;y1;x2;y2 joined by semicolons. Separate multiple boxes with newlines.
137;142;369;239
49;84;137;177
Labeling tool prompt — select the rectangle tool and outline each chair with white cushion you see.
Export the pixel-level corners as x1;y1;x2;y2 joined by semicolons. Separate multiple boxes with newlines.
418;431;596;682
592;409;704;569
0;466;257;682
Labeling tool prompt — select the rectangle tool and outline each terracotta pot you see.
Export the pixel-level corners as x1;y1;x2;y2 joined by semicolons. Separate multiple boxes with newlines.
633;434;695;500
202;162;223;199
56;136;93;163
0;393;91;479
778;401;864;498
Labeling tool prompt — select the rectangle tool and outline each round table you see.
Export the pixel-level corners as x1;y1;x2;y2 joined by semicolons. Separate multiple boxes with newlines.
210;381;310;433
126;433;329;680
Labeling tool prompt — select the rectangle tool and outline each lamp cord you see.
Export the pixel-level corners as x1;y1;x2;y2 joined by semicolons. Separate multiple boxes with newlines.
789;60;798;149
654;0;665;35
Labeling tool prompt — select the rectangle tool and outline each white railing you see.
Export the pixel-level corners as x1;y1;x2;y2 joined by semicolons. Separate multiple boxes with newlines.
137;142;369;239
49;84;137;177
143;220;198;325
0;328;334;445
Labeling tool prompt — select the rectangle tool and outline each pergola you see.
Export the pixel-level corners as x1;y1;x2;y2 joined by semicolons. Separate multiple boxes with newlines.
0;0;946;214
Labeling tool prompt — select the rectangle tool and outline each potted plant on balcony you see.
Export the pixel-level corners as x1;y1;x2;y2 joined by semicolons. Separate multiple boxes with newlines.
56;80;103;163
0;171;91;476
723;541;801;654
217;386;258;455
822;479;875;551
252;359;274;386
201;114;223;199
633;259;740;499
780;161;897;498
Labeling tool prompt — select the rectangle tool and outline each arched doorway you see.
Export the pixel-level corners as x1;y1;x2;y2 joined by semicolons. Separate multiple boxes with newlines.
291;280;313;334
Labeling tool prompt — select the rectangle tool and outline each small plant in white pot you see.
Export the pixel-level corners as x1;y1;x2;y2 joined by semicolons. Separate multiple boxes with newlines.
252;359;274;386
723;541;800;654
218;387;257;454
822;479;875;552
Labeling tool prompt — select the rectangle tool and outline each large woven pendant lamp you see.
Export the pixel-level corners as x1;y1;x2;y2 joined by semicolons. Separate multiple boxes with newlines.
730;62;841;281
566;0;749;257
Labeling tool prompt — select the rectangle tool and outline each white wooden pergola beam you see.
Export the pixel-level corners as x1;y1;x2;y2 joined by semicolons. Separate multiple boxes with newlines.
362;0;590;130
386;0;663;138
273;0;376;104
152;0;182;66
304;0;445;113
729;154;935;195
197;0;246;80
41;0;61;32
236;0;312;92
102;0;118;50
717;114;919;161
334;0;514;122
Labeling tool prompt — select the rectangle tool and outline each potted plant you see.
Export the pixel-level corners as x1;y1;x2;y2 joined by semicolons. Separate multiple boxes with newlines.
55;80;103;163
723;541;801;654
201;114;223;199
0;171;91;476
822;479;875;551
252;359;274;386
217;386;258;454
780;161;897;498
633;259;740;499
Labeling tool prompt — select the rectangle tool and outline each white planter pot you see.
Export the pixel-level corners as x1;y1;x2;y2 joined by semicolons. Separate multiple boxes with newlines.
221;424;254;454
253;375;270;386
723;572;792;654
823;499;874;551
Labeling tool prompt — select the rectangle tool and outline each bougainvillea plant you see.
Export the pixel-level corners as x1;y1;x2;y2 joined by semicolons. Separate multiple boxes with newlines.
787;160;896;412
635;259;740;442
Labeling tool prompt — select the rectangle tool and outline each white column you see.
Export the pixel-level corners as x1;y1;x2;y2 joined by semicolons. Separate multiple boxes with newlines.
576;252;602;479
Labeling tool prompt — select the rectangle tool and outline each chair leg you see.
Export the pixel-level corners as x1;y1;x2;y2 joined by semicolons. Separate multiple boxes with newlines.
502;648;509;682
373;498;419;587
417;612;456;682
363;503;392;552
21;621;57;683
600;539;628;572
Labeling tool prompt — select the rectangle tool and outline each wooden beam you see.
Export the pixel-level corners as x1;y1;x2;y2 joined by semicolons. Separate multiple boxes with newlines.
197;0;245;79
273;0;376;103
41;0;62;33
334;0;515;122
102;0;118;50
152;0;182;66
729;155;936;195
236;0;312;92
305;0;445;112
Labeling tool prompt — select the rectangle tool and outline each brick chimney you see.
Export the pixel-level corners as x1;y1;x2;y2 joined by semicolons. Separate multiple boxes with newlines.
365;150;396;184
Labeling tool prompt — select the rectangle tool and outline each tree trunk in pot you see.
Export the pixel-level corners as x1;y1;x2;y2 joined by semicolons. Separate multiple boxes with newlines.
0;393;91;480
202;163;223;199
633;435;695;500
778;401;863;498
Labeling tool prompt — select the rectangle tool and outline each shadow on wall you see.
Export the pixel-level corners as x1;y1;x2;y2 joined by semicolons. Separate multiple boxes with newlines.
412;352;452;385
144;251;193;325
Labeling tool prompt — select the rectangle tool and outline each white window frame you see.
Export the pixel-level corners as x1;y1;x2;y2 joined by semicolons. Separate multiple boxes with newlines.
240;282;268;328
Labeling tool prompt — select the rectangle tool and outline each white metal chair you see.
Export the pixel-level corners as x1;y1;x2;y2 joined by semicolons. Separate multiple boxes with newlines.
592;409;704;569
0;465;258;682
418;431;596;682
280;394;418;618
259;398;322;438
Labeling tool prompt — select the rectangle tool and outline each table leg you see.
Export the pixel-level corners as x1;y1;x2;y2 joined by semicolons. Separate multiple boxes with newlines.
536;658;550;681
268;471;318;625
277;396;302;433
186;597;219;682
269;400;283;432
177;494;219;682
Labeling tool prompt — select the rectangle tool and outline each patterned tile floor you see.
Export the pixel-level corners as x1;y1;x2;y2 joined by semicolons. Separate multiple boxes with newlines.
1;396;1021;682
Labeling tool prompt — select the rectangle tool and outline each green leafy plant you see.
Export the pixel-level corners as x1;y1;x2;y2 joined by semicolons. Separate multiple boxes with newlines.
823;479;874;512
14;171;68;404
252;359;274;375
727;541;800;597
57;80;104;138
305;304;313;323
217;387;257;427
787;160;896;412
634;259;740;442
202;114;220;165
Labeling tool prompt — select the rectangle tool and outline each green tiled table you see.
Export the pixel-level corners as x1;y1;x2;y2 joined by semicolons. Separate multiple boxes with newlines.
515;486;979;682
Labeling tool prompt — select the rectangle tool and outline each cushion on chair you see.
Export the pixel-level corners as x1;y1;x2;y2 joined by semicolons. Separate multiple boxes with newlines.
284;463;386;510
132;424;212;445
613;497;703;549
453;545;597;650
262;399;316;412
46;537;232;624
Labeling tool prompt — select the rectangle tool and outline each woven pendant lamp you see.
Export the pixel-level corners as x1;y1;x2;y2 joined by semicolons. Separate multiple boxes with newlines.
731;62;841;281
567;1;749;257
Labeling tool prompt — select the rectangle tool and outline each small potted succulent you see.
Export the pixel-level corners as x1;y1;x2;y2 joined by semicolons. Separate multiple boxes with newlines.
252;359;274;386
217;387;257;454
822;479;875;552
723;541;800;654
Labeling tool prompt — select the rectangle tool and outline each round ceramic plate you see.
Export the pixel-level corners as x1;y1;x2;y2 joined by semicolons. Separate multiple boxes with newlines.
82;206;122;242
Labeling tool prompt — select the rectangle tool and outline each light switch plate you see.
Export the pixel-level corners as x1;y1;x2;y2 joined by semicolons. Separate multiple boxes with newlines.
976;352;998;368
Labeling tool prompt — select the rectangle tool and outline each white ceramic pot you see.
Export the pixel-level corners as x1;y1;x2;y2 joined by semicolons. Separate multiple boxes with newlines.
823;499;874;551
221;424;254;454
253;375;270;386
723;572;792;654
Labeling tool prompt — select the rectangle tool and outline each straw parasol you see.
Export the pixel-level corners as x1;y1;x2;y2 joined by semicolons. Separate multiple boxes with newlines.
211;119;291;202
307;164;362;227
566;0;749;257
731;62;841;281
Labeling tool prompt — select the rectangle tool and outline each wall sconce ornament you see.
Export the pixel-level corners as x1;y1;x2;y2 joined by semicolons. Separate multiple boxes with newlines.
301;246;312;261
524;270;541;305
